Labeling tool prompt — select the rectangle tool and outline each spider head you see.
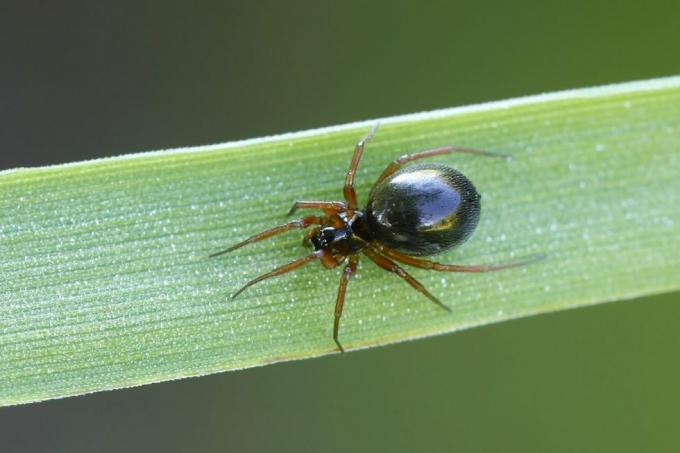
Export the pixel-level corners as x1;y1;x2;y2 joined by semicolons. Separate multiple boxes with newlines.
311;227;337;250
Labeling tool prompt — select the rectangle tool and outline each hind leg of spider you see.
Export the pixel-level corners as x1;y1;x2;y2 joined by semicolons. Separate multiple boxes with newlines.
210;215;324;258
287;201;347;216
333;255;359;353
373;144;510;188
363;247;450;312
375;245;545;272
344;124;380;211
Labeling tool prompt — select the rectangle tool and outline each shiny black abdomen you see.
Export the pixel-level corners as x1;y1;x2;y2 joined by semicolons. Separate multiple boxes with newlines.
364;163;481;256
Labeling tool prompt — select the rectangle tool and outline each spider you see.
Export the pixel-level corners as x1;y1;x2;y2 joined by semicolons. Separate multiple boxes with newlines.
212;125;537;352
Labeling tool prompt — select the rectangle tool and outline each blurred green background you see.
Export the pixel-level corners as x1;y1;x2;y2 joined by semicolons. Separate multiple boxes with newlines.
1;1;679;452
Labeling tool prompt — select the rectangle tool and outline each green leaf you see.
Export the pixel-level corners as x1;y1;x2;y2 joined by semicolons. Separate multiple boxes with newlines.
2;77;679;406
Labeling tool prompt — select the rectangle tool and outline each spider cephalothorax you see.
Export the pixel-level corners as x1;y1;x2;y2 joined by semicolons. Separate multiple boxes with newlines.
310;212;368;255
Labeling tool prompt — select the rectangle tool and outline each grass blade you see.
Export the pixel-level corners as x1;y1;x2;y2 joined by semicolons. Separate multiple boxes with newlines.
1;77;679;406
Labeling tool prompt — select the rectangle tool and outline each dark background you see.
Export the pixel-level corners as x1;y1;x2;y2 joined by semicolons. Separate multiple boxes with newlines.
2;1;680;452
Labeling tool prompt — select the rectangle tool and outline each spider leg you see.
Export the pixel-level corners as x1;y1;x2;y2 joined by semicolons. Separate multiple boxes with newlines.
363;247;450;312
210;215;323;257
232;250;325;299
302;227;320;246
375;244;545;272
287;200;347;216
333;254;359;353
344;124;379;212
373;144;510;188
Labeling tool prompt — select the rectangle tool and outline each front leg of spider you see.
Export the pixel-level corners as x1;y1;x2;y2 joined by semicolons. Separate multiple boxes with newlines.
209;215;324;258
211;125;540;353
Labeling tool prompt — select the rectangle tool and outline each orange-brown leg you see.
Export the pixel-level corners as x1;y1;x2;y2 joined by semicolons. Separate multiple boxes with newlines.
363;247;450;312
343;124;380;212
287;200;347;216
302;227;320;246
373;145;510;188
375;244;545;272
232;250;327;299
333;254;359;352
210;215;323;257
